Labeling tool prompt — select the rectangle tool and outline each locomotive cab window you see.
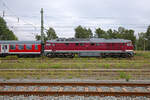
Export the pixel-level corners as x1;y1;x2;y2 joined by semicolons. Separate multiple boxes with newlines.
91;43;95;46
18;45;24;50
65;43;69;46
10;45;16;50
76;43;79;46
80;43;84;46
35;45;38;50
26;45;32;50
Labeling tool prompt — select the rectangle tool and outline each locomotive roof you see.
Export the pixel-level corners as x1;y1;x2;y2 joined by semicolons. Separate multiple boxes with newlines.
0;41;41;44
47;38;131;43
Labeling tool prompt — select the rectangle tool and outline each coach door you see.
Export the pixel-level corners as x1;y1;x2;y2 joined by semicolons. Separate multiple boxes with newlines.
1;44;9;53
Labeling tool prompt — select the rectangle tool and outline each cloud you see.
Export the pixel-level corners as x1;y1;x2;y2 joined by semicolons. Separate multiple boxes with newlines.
1;0;150;40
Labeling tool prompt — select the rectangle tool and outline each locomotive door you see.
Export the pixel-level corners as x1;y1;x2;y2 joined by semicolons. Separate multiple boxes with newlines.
1;44;9;53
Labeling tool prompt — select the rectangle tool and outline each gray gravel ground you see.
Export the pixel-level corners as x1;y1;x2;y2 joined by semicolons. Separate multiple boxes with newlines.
100;86;110;92
134;87;148;92
51;86;61;91
123;86;135;92
112;87;122;92
0;96;150;100
88;86;97;91
38;86;48;91
1;78;150;83
1;86;149;92
75;86;85;91
63;86;73;91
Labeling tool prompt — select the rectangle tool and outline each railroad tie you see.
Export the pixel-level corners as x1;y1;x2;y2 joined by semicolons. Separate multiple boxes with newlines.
110;88;115;92
46;87;51;91
97;88;102;92
72;87;76;91
134;88;140;92
122;88;128;92
59;87;64;92
147;88;150;92
22;87;28;91
0;86;4;90
85;87;89;92
9;86;16;91
34;87;39;91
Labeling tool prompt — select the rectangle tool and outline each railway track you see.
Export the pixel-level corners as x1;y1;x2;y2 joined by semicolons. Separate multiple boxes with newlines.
0;82;150;97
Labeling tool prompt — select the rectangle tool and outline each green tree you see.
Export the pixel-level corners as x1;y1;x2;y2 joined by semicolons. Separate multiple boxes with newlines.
74;25;93;38
35;27;58;41
35;35;41;40
95;28;107;38
46;27;58;40
107;29;118;39
145;25;150;50
137;32;146;50
0;17;18;40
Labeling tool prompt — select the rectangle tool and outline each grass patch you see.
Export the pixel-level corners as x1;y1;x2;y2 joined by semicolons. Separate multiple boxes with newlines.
0;51;149;69
119;72;131;82
50;64;61;69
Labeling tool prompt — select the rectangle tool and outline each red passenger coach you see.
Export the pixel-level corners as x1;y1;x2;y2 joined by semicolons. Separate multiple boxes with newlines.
44;38;134;58
0;41;41;57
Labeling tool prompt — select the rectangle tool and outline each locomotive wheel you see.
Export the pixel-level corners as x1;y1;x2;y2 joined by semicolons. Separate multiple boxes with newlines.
68;54;75;58
46;53;54;58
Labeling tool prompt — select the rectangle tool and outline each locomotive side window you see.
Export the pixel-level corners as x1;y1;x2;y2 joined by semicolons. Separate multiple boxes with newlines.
76;43;79;46
10;45;16;50
46;43;51;46
127;42;132;46
91;43;95;46
52;44;55;46
80;43;84;46
65;43;69;46
96;43;100;46
26;45;32;50
18;45;24;50
35;45;38;50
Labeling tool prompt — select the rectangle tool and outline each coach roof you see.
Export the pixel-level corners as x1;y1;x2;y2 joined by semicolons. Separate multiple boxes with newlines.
0;41;41;44
47;38;131;43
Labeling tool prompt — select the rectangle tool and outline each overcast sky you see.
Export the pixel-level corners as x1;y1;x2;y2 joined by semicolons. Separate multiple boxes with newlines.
0;0;150;40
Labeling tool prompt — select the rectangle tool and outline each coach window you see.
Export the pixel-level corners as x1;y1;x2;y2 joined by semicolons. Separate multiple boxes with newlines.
35;45;38;50
91;43;95;46
10;45;16;50
18;45;24;50
26;45;32;50
80;43;84;46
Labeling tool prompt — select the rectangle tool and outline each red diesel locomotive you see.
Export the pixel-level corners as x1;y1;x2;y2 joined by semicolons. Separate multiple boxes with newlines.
44;38;134;58
0;38;134;58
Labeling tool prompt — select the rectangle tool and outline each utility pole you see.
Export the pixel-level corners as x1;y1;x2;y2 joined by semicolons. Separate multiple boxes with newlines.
41;8;44;43
2;11;5;18
40;8;44;55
